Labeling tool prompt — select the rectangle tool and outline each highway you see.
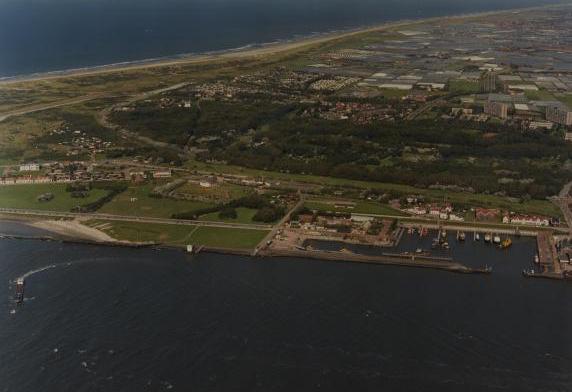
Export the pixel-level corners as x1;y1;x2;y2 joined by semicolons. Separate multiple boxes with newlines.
0;208;272;231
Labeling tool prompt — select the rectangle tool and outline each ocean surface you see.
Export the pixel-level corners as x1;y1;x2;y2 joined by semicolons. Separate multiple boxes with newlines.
0;0;565;78
1;221;572;391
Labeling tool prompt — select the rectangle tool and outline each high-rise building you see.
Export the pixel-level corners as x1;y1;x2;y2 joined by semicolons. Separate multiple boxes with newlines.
546;106;572;126
484;101;508;119
480;72;497;93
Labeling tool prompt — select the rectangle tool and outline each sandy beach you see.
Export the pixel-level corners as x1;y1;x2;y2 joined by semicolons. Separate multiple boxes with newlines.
29;220;117;242
0;5;553;86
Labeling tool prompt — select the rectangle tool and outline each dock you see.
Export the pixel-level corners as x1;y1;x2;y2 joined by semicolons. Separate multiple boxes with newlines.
537;232;560;273
261;248;489;275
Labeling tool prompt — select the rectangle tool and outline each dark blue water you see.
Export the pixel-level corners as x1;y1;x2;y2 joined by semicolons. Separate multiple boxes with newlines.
1;222;572;391
0;0;564;78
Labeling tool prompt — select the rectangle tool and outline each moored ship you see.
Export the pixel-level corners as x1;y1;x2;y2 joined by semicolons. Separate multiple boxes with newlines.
15;278;25;304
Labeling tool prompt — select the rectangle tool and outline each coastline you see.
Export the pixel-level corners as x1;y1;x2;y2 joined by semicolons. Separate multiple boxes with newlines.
0;4;561;86
0;217;489;275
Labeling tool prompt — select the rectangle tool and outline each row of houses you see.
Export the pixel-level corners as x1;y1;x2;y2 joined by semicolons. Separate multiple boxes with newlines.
403;203;465;221
502;214;550;227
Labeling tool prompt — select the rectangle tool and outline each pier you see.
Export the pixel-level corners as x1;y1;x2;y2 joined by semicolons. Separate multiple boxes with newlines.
537;232;560;273
261;248;489;275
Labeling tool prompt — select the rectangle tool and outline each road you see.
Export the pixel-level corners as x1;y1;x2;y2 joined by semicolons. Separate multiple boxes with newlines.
550;180;572;237
406;98;446;121
0;208;272;231
0;93;110;123
96;82;191;154
252;195;305;256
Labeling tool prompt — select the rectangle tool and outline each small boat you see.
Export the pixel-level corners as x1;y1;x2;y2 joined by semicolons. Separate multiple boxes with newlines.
414;248;431;256
186;244;194;253
534;254;540;264
457;231;466;241
475;232;480;241
484;233;491;243
442;242;450;250
407;227;413;235
500;238;512;249
440;230;447;239
493;235;501;245
523;268;535;277
15;278;25;304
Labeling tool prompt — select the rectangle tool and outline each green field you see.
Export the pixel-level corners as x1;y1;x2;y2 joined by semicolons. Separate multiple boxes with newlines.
99;183;215;218
448;80;480;94
86;220;197;244
177;182;252;202
305;199;406;216
0;183;109;211
199;207;260;224
85;220;268;249
525;90;556;101
186;159;561;217
187;226;269;249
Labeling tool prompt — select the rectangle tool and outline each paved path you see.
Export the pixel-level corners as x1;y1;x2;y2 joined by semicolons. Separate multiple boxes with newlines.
252;196;305;256
96;82;191;154
550;180;572;237
0;93;110;123
0;208;272;231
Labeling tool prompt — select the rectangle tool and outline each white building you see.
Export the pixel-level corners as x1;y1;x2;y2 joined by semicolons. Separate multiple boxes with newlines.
508;214;550;226
448;214;465;222
379;83;413;91
19;163;40;172
152;170;172;179
199;176;217;188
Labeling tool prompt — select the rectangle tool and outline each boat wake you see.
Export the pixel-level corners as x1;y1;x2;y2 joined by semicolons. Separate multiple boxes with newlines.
15;264;58;282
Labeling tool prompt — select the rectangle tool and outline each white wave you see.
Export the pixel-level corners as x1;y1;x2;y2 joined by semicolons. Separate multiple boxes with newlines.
16;264;58;281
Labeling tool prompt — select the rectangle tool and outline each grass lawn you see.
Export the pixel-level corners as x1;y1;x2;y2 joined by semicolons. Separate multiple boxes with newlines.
448;80;480;94
186;159;562;217
199;207;260;224
0;183;109;211
85;220;269;249
378;88;409;99
187;226;269;249
99;183;215;218
305;199;406;216
556;94;572;108
525;90;556;101
176;182;252;202
85;220;197;244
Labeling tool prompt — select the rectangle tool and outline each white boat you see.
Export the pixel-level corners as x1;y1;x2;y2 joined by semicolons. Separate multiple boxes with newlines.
186;245;194;253
484;233;491;243
475;233;480;241
493;235;501;245
534;254;540;264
